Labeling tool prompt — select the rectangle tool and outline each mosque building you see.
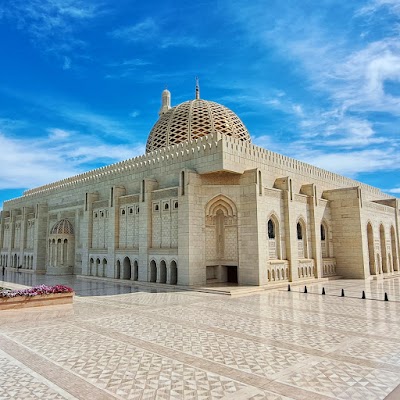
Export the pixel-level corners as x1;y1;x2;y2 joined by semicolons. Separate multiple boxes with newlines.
0;82;399;286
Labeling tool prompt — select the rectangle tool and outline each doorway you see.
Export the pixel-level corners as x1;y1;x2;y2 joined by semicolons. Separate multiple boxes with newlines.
227;266;238;283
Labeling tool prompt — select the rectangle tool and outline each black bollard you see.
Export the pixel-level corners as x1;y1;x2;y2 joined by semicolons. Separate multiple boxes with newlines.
341;289;345;297
288;284;291;292
362;290;366;299
322;287;325;295
304;286;307;294
385;292;389;301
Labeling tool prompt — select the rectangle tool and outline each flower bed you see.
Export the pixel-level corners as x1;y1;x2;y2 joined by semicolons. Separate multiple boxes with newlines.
0;285;74;310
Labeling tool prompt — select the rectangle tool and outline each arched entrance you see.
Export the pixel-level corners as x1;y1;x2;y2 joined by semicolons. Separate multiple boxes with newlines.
96;258;101;276
170;261;177;284
122;257;131;280
149;260;157;282
48;219;75;274
159;260;167;283
133;260;139;281
205;195;238;284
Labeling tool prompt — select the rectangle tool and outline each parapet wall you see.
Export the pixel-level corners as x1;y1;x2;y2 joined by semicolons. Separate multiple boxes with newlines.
5;132;225;206
4;131;393;207
220;134;391;199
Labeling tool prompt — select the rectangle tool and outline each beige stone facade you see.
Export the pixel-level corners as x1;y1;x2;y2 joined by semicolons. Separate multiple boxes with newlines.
1;90;399;286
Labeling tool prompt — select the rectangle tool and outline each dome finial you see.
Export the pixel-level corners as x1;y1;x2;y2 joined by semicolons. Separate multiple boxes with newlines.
159;87;171;116
195;77;200;99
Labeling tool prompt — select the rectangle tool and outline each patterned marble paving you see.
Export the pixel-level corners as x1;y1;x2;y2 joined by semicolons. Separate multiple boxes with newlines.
0;349;75;400
155;305;348;351
89;314;312;378
337;337;400;366
1;277;400;400
278;359;400;400
5;324;266;399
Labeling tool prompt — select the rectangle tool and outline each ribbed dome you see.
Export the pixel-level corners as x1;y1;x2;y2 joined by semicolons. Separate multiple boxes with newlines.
146;99;251;153
50;219;74;235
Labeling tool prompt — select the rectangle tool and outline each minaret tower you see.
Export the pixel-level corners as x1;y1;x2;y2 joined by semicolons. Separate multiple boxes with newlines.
159;87;171;116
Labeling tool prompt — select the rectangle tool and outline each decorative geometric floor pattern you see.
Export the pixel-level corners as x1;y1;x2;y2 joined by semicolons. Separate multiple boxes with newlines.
279;359;400;400
0;350;74;400
1;277;400;399
89;314;312;378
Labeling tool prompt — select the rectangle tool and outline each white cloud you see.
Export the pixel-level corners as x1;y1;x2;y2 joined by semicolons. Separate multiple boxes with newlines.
160;36;207;49
107;59;151;68
104;58;151;79
301;148;400;177
331;39;400;114
357;0;400;17
111;18;207;49
111;18;158;42
47;128;72;139
62;56;71;70
129;110;140;118
386;187;400;193
0;130;145;191
1;0;103;68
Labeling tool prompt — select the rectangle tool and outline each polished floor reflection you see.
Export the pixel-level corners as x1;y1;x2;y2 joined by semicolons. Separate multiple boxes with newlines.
0;271;170;296
1;273;400;399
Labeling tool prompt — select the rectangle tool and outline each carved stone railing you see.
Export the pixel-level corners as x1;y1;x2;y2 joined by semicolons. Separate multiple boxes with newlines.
322;258;337;277
267;260;289;282
298;259;315;279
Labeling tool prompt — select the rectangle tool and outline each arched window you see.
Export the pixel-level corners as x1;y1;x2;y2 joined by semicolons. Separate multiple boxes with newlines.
320;222;329;258
268;219;275;239
297;222;302;240
297;219;307;258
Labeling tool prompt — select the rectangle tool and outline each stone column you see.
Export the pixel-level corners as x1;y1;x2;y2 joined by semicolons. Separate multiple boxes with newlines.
275;177;299;282
107;186;126;278
81;192;99;275
238;169;262;285
33;203;48;274
301;184;322;278
138;178;158;282
323;187;364;278
177;169;204;286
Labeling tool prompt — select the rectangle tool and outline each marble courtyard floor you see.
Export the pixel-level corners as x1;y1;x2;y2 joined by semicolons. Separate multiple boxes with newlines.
1;274;400;399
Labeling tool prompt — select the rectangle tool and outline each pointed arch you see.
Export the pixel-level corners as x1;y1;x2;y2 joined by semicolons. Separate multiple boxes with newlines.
170;260;178;285
122;257;131;279
205;195;238;263
149;259;157;282
320;219;329;258
159;260;167;283
296;217;307;258
267;212;280;260
133;260;139;281
205;194;237;217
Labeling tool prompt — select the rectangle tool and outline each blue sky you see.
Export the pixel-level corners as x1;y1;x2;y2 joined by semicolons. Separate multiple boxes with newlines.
0;0;400;209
